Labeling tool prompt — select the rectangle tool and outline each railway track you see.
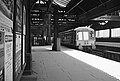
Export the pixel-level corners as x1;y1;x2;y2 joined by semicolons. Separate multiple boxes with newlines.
86;49;120;62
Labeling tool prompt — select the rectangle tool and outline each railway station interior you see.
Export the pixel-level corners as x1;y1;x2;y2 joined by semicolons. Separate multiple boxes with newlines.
0;0;120;81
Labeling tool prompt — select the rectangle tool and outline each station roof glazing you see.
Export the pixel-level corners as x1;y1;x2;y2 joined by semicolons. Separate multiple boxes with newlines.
30;0;120;32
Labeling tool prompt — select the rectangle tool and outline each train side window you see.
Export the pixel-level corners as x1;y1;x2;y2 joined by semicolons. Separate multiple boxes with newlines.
111;28;120;37
99;29;109;38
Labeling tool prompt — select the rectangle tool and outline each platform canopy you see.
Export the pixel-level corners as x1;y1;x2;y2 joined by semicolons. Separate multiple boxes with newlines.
28;0;120;32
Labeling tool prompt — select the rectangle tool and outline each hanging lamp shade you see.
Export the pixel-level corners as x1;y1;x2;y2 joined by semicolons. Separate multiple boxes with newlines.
53;0;71;7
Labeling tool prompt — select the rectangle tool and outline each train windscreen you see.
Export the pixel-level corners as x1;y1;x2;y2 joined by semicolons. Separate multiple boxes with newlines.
83;32;89;40
77;32;83;40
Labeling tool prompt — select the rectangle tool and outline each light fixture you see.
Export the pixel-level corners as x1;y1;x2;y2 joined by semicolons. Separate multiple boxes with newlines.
98;21;108;25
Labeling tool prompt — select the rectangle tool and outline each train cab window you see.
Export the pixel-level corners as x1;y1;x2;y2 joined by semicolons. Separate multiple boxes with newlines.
89;31;94;40
111;28;120;37
77;32;83;40
83;32;89;40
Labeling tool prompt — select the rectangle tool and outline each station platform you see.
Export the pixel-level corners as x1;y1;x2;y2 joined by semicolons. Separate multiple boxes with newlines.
22;46;120;81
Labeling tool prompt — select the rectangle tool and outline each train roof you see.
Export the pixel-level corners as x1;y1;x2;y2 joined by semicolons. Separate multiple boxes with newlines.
74;27;94;31
59;27;94;34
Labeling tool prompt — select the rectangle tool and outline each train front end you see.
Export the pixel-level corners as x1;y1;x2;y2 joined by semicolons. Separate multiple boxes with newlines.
75;27;96;50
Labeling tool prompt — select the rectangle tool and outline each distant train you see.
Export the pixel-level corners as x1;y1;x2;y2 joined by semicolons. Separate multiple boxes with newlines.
59;27;96;50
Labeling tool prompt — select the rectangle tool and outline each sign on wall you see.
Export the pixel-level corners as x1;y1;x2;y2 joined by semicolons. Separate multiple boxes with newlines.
15;0;22;78
0;0;14;81
4;32;13;81
15;33;21;77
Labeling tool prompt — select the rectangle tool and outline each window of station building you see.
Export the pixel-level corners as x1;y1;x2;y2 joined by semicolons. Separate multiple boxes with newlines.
111;28;120;37
99;29;110;38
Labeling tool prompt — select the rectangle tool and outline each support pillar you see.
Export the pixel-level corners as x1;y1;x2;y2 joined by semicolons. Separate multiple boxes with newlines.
46;14;52;45
23;0;32;75
13;0;17;81
52;7;61;51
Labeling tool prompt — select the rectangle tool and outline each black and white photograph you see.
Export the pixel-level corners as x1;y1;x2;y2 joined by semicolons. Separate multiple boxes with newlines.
0;0;120;81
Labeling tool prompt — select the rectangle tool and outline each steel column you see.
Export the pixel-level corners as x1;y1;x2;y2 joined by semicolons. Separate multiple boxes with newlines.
23;0;32;75
52;7;61;51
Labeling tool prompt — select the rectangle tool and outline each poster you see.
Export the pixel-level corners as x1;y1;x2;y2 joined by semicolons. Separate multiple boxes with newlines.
0;8;13;81
4;32;13;81
0;0;14;81
15;33;21;77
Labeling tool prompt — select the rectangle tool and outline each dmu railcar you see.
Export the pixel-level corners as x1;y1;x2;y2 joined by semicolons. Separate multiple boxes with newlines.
59;27;96;50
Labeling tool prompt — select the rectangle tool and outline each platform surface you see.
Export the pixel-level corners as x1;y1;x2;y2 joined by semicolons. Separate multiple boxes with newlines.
31;46;120;81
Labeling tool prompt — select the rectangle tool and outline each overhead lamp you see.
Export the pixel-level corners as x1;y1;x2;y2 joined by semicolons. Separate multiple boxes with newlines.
52;0;71;7
98;21;108;25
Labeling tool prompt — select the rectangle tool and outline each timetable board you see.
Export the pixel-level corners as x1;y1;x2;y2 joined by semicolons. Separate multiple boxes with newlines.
0;0;14;80
0;11;13;81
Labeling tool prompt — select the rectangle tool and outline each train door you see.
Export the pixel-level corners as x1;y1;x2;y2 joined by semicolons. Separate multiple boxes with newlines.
0;31;4;81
